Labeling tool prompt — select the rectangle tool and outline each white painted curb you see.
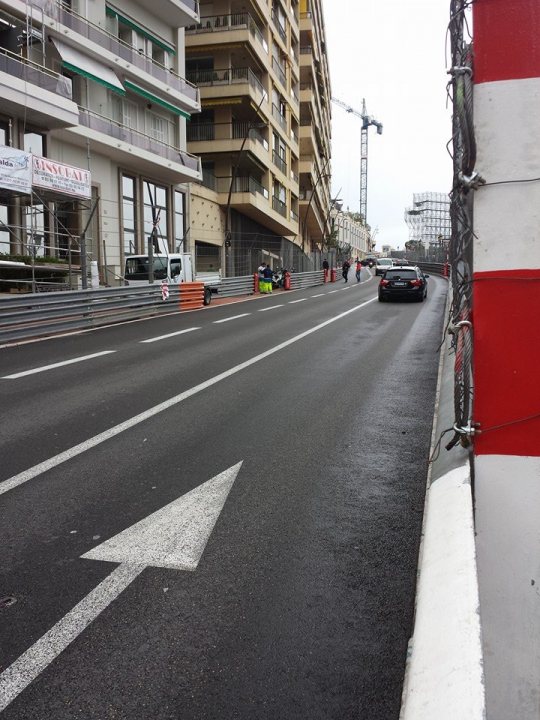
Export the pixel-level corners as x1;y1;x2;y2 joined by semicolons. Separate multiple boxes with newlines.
400;463;486;719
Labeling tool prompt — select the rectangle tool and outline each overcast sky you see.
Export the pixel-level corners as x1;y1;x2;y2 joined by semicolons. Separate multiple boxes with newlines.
322;0;453;250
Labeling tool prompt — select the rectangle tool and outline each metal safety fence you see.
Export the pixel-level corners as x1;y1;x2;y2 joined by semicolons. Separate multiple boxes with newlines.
217;275;255;298
0;285;181;345
289;270;325;290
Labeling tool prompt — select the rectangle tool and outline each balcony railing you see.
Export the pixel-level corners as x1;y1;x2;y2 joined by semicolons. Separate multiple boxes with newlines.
272;104;287;130
215;175;269;199
0;47;72;99
186;67;267;102
26;0;198;103
272;150;287;174
186;12;268;53
78;108;201;173
187;121;268;150
272;57;286;88
271;10;287;43
272;195;287;217
290;208;299;222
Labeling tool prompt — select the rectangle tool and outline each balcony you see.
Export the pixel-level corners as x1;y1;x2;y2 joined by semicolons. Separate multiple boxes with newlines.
188;121;268;147
185;12;268;57
0;48;79;129
187;121;269;167
272;150;287;175
23;0;198;29
212;174;296;235
21;0;199;109
272;57;287;89
272;104;287;131
59;108;202;184
272;195;287;217
270;10;287;45
187;67;268;108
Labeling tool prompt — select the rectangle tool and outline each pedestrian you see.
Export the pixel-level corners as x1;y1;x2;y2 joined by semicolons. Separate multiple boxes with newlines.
355;258;362;282
263;263;274;293
342;259;350;282
258;261;266;293
322;257;329;282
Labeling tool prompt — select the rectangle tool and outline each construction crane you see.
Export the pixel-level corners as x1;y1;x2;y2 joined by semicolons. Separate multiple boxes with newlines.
331;97;383;228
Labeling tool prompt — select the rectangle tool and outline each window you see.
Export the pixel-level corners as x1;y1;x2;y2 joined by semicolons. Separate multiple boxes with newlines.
148;112;167;143
143;181;168;253
122;175;137;255
174;191;185;252
112;95;138;130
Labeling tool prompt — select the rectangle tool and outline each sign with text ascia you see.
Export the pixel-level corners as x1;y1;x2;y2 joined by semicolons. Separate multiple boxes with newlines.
0;146;32;194
32;156;91;199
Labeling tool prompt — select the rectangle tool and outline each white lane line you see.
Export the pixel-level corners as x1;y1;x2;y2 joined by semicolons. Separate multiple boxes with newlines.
328;289;340;294
343;286;351;290
258;304;284;312
0;296;378;496
288;298;307;304
213;313;251;324
1;351;116;380
0;563;143;713
311;293;325;298
140;327;200;344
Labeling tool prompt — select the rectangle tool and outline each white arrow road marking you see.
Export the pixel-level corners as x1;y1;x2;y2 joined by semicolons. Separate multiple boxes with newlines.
0;296;377;497
140;327;201;343
0;462;242;712
1;351;116;380
83;462;242;570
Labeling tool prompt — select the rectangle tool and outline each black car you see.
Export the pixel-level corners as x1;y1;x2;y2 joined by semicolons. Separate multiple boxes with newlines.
378;265;429;302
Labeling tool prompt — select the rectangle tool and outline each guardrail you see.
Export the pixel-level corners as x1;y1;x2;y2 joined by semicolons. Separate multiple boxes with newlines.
289;270;324;289
416;262;446;276
0;285;181;345
217;275;255;298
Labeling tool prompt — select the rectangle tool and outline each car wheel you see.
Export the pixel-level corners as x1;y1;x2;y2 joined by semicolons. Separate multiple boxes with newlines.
204;287;212;305
378;294;384;302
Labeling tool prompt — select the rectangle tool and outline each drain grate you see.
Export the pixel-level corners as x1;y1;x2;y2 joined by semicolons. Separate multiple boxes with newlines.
0;596;17;609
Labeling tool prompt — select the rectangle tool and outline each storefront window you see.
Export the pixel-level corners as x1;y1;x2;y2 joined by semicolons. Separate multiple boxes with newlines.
122;175;137;255
174;190;185;252
143;181;168;253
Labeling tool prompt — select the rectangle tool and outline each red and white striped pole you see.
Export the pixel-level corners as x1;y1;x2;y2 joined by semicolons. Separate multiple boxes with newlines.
473;2;540;718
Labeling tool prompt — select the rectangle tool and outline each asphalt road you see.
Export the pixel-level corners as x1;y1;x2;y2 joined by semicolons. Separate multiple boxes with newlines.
0;273;447;719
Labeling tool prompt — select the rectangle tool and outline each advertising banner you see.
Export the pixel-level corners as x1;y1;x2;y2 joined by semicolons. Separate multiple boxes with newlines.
32;156;91;199
0;146;32;194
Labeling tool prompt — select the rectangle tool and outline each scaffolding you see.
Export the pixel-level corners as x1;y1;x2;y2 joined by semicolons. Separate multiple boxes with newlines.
404;192;451;261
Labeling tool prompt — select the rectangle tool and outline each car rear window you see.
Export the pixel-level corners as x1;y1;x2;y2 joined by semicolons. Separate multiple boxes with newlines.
385;270;417;280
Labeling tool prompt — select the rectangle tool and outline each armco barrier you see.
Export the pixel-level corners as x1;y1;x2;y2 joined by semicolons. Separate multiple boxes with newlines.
217;275;255;298
289;270;325;290
0;285;181;344
178;282;204;311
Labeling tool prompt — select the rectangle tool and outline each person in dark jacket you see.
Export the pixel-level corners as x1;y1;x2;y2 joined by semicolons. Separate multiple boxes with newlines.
263;264;274;293
342;259;350;282
322;258;329;282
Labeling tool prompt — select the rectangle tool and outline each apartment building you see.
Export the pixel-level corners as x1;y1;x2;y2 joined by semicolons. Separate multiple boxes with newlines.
330;206;370;261
184;0;331;275
0;0;201;286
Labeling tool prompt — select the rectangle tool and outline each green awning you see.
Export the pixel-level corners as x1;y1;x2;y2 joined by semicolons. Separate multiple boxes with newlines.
124;80;191;119
52;38;125;94
106;6;176;55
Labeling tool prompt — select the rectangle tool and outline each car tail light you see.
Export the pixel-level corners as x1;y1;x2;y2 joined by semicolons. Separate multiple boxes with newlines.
380;279;390;287
410;279;422;287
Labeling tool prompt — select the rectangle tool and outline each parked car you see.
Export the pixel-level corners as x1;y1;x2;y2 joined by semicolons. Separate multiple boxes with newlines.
375;258;394;275
378;265;429;302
